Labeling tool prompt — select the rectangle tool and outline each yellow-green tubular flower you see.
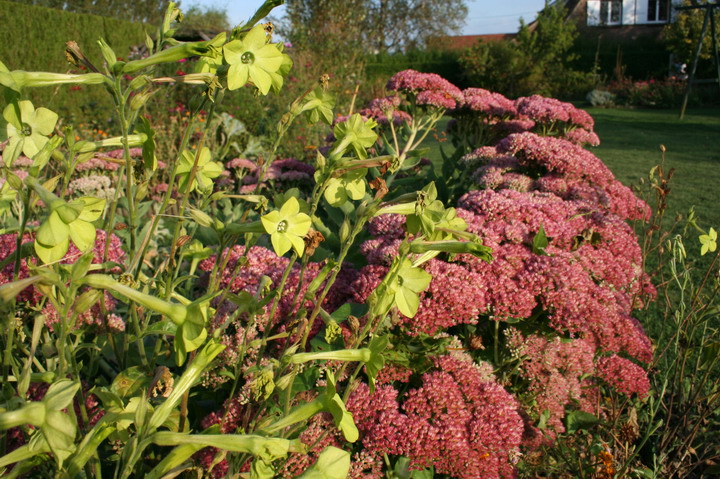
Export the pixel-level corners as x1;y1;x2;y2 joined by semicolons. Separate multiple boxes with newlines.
1;100;58;166
223;24;288;94
261;197;312;256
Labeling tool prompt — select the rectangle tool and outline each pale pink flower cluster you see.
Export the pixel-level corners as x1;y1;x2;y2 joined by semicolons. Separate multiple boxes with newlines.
0;230;124;306
460;88;517;117
386;69;463;110
506;331;597;436
347;354;523;479
360;95;413;126
449;91;599;147
470;134;651;221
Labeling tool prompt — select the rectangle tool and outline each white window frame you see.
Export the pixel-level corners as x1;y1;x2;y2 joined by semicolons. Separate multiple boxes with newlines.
599;0;623;25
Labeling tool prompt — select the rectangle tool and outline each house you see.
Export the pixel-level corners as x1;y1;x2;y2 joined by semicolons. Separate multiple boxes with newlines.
584;0;682;27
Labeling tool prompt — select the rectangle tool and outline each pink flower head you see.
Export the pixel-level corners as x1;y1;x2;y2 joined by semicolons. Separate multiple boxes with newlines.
461;88;517;117
387;69;463;109
597;354;651;398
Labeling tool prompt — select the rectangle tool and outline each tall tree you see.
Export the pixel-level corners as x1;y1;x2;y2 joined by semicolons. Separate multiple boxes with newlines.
284;0;468;54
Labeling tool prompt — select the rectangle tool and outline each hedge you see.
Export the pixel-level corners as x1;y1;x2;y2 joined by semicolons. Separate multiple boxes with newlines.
0;0;148;124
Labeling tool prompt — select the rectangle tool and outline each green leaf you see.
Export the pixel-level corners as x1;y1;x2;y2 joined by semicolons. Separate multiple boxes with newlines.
395;285;420;318
77;197;106;222
326;394;359;443
296;446;351;479
34;237;70;264
111;367;150;399
68;220;96;251
532;225;549;255
42;410;77;465
343;169;366;200
36;211;69;247
365;336;389;392
564;410;600;434
323;178;347;206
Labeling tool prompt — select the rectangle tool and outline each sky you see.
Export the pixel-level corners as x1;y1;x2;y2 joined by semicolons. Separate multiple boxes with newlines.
186;0;550;36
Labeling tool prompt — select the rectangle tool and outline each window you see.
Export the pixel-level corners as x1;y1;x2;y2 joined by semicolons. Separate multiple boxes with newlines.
600;0;622;25
648;0;670;22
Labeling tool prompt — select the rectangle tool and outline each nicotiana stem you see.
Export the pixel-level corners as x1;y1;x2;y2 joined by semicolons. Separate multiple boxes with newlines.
84;274;187;325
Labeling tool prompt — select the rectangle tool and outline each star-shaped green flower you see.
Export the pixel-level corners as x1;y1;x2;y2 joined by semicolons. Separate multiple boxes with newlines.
700;227;717;256
323;168;367;206
35;197;106;264
261;197;311;257
332;114;378;160
176;147;223;194
1;100;58;166
223;24;286;94
392;259;432;318
301;86;335;125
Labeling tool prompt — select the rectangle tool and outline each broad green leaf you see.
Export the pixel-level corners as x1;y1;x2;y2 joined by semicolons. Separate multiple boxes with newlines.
42;410;77;464
532;225;549;255
77;197;106;222
111;367;150;398
36;211;69;247
43;380;80;411
326;394;358;443
297;446;351;479
68;220;96;251
324;178;347;206
395;286;421;318
35;237;69;264
565;410;600;434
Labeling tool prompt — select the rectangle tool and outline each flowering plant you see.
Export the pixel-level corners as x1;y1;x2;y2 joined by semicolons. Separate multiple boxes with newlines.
0;5;664;479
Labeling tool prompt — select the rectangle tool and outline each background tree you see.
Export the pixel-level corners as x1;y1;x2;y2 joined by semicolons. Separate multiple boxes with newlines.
665;0;716;64
283;0;467;55
363;0;468;53
176;4;230;37
460;0;592;98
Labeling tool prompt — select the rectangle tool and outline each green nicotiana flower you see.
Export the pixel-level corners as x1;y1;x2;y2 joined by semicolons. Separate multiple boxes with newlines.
331;114;378;160
323;168;367;206
0;180;17;215
392;258;432;318
700;227;717;256
34;196;106;264
261;197;311;257
300;86;335;125
1;100;58;166
223;24;287;94
176;147;223;194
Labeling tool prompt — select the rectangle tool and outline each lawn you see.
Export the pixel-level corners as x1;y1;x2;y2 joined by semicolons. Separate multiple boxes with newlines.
428;107;720;229
588;107;720;229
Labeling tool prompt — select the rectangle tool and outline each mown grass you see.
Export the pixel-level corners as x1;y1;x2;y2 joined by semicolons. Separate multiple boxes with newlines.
588;107;720;229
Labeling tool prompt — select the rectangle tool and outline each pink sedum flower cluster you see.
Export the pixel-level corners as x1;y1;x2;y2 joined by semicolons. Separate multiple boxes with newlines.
347;354;524;479
386;69;464;109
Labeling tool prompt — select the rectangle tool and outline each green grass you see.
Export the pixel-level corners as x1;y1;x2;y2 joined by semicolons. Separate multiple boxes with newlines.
588;107;720;229
426;108;720;229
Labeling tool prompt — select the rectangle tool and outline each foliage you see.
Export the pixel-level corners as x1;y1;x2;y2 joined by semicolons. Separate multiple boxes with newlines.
460;0;594;99
176;4;230;35
1;0;715;477
664;0;717;64
0;0;148;122
606;78;688;108
284;0;468;55
5;0;167;24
